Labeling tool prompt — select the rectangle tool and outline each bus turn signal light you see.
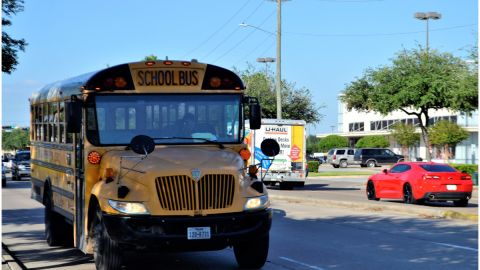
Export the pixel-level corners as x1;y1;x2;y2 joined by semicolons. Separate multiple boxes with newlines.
88;151;102;165
239;149;251;161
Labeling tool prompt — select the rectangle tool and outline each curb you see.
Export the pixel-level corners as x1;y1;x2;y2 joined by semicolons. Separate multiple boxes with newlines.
270;194;478;222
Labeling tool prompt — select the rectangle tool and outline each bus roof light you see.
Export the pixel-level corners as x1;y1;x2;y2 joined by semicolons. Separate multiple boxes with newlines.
114;77;127;88
210;77;222;88
145;61;156;66
163;60;173;65
181;61;191;66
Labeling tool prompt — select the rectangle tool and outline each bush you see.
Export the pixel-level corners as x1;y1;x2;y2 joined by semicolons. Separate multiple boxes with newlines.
449;164;478;175
355;135;389;148
318;135;348;152
307;161;320;172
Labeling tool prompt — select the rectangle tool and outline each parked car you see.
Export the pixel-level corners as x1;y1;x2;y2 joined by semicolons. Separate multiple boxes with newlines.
366;162;473;206
2;164;6;187
12;150;31;180
354;148;404;167
326;148;357;168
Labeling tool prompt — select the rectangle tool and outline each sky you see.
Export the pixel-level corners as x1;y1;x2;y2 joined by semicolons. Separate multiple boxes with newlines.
1;0;477;135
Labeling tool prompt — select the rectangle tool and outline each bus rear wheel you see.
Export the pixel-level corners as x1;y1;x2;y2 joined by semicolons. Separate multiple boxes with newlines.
234;234;269;269
93;206;123;270
44;189;73;246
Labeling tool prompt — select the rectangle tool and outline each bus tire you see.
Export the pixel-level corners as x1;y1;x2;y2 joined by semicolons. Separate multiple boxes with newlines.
93;206;123;270
44;189;72;246
234;234;269;269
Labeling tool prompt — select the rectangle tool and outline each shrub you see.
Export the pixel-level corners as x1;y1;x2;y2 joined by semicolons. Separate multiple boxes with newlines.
307;161;320;172
449;164;478;175
318;135;348;152
355;135;389;148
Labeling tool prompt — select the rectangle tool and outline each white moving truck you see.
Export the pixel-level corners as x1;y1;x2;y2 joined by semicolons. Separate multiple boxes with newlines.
245;119;307;190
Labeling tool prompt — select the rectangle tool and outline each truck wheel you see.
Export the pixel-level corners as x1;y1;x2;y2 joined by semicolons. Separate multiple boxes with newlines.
367;160;376;168
332;164;339;168
234;234;269;269
339;160;348;168
279;182;293;190
93;206;123;270
44;189;73;246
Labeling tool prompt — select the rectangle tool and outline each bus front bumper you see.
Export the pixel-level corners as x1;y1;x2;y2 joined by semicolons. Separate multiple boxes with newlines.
101;209;272;251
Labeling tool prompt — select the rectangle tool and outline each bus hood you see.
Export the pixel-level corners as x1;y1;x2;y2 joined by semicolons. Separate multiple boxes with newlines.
101;146;245;176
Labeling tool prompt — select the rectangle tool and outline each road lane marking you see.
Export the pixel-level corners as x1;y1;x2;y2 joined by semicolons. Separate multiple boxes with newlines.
433;242;478;252
280;256;326;270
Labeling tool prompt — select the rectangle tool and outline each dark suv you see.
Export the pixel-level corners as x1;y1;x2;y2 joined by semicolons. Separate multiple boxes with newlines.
354;148;404;168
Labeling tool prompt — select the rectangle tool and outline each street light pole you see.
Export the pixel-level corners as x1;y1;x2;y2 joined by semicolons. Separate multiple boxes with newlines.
256;57;275;77
275;0;282;119
414;12;442;52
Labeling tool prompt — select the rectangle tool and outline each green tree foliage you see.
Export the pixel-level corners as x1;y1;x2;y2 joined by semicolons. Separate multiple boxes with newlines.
306;135;320;155
2;0;27;74
341;47;478;161
2;129;30;150
429;120;469;161
144;55;158;61
237;64;323;124
318;135;348;152
391;123;420;161
355;135;389;148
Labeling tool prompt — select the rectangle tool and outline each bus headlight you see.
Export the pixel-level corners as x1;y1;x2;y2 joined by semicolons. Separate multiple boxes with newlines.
244;195;269;211
108;200;149;215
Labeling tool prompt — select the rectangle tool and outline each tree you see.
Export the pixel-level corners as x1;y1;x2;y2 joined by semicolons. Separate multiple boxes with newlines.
144;55;158;61
429;120;469;161
306;135;320;155
237;64;323;124
391;123;420;160
318;135;348;152
2;129;30;151
341;47;478;161
355;135;389;148
2;0;27;74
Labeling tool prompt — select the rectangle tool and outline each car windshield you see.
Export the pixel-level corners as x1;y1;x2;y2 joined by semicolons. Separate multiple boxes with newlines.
86;94;242;145
16;153;30;161
419;164;457;172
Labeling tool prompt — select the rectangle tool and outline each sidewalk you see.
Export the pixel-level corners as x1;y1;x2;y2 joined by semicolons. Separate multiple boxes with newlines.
269;176;478;223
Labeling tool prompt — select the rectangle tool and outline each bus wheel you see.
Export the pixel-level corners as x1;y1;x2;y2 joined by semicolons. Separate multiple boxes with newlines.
93;206;123;270
234;234;269;269
44;189;73;246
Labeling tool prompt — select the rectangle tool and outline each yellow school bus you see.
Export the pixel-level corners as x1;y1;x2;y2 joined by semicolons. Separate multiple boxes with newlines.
29;60;279;270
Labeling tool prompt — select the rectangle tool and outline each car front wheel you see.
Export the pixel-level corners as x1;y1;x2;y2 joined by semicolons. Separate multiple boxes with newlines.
366;181;380;201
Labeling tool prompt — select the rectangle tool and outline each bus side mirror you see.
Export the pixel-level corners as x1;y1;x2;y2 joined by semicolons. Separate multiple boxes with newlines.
66;97;82;133
249;104;261;130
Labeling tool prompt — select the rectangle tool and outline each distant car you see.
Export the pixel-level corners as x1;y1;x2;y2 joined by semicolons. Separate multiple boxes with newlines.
326;148;358;168
12;150;31;180
2;165;6;187
354;148;404;168
366;162;473;207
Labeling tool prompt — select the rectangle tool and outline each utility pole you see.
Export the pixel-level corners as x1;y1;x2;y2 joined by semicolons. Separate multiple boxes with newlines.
275;0;282;119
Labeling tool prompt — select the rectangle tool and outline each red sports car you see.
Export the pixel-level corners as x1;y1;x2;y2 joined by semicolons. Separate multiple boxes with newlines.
366;162;473;206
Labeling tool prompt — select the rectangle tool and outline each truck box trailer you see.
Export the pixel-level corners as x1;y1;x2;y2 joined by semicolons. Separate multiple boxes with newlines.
245;119;306;190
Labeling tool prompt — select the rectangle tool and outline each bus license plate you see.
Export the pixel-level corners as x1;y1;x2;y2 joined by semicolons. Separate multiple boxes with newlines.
446;185;457;191
187;227;211;240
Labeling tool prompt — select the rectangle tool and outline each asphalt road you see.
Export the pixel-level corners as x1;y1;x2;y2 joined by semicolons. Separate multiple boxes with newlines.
2;178;478;270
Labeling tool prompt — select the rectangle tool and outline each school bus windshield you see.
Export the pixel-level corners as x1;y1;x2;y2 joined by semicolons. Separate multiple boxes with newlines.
86;94;242;145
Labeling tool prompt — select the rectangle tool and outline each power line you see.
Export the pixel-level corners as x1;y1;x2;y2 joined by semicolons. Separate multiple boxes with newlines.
182;0;253;59
202;0;267;60
284;24;476;38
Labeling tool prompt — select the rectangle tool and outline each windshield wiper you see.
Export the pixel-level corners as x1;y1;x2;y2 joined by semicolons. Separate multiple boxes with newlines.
151;136;225;149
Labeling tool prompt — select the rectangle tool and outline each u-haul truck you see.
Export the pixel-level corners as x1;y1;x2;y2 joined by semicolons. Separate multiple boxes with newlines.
245;119;306;190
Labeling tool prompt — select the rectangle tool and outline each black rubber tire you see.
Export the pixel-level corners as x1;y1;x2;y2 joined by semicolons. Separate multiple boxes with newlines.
2;177;6;187
403;184;416;204
234;234;269;269
339;160;348;168
360;164;367;168
279;182;293;190
453;199;469;207
367;160;376;168
44;189;73;246
332;164;340;168
93;206;123;270
366;181;380;201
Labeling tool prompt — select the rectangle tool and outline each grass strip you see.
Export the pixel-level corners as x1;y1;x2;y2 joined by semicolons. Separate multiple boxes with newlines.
309;171;373;177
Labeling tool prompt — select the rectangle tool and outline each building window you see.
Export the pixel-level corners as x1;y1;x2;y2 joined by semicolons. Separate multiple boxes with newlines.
349;122;364;132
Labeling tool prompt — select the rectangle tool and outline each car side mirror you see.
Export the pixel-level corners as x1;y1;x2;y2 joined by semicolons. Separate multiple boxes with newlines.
65;96;82;133
383;169;388;174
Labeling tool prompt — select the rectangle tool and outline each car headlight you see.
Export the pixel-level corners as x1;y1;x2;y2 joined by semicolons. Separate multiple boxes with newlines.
18;165;26;170
108;200;149;215
244;195;269;211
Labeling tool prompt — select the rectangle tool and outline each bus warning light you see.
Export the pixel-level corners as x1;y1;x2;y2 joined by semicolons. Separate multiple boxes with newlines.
209;77;222;88
114;77;127;88
239;148;251;161
181;61;191;66
88;151;102;165
145;61;156;66
163;60;173;65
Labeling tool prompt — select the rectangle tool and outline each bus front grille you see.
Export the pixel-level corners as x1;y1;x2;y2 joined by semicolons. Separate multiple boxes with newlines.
155;174;235;211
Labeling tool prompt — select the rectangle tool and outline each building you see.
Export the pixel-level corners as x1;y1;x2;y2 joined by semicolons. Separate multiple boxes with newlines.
317;97;478;164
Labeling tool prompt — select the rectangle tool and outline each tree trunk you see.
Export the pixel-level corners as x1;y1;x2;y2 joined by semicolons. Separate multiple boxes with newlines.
402;146;409;161
420;126;431;161
443;144;450;163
